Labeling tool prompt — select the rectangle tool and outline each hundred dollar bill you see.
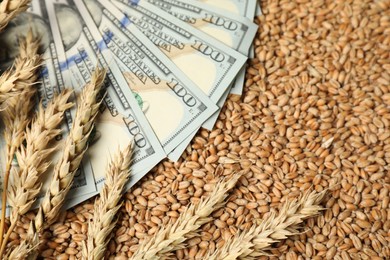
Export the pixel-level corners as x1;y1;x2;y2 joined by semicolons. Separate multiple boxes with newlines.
45;0;166;196
197;0;258;96
0;0;98;209
110;0;246;108
80;0;219;154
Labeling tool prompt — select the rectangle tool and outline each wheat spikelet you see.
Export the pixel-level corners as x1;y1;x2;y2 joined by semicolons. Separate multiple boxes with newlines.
34;68;106;232
208;190;327;260
0;56;42;108
0;32;42;108
2;89;35;168
0;30;41;107
82;144;133;260
131;173;242;260
15;29;40;60
0;0;31;31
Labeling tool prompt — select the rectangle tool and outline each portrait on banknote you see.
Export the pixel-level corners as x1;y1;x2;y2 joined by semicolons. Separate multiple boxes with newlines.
53;4;83;51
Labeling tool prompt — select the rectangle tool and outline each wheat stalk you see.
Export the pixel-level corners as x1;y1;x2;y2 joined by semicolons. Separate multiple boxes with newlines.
82;144;133;260
0;0;31;32
208;190;327;260
131;173;242;260
34;68;106;233
0;90;73;257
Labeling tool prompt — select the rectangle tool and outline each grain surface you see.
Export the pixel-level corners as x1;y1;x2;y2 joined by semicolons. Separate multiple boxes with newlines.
7;0;390;259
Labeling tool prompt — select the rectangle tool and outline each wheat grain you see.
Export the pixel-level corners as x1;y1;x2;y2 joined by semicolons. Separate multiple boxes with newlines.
208;190;326;260
34;67;106;232
131;173;242;260
83;144;133;260
0;0;31;31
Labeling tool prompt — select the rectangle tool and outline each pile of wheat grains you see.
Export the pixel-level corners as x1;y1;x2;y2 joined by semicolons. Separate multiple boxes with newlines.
9;0;390;259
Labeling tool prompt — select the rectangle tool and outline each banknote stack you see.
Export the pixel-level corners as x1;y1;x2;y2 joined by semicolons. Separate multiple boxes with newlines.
0;0;260;209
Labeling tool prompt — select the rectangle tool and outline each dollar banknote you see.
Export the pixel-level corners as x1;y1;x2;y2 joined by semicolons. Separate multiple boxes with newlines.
110;0;246;107
197;0;258;96
76;0;218;156
44;0;167;197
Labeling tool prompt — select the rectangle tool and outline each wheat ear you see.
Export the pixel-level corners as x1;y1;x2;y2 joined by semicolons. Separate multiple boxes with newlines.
209;190;327;260
131;173;242;260
82;144;133;260
0;90;73;257
33;68;106;233
0;0;31;31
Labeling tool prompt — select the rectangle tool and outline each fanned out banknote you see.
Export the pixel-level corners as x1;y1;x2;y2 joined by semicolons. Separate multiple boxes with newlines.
0;0;261;210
